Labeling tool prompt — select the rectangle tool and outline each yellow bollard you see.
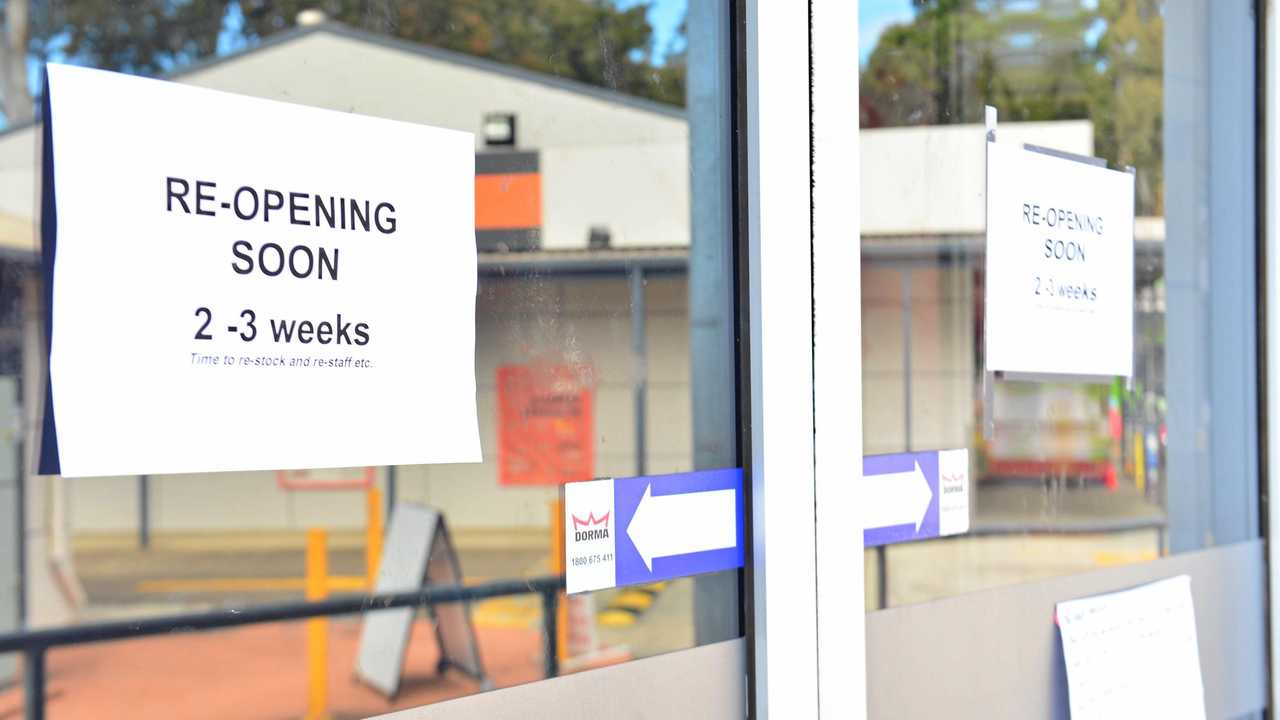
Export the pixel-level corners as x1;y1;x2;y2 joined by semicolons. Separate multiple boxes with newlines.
1133;430;1146;493
550;499;569;665
366;486;384;589
305;528;329;720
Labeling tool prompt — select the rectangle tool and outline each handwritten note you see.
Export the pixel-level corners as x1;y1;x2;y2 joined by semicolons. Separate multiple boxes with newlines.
1057;575;1205;720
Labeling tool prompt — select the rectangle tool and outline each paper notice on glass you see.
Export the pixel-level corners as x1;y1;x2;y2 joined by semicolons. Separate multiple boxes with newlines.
1056;575;1205;720
38;64;481;476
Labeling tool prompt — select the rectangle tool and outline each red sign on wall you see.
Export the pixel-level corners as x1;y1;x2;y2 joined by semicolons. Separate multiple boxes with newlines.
497;364;594;486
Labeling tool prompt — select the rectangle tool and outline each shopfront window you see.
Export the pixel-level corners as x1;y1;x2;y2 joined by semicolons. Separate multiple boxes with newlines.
0;2;740;716
859;0;1259;609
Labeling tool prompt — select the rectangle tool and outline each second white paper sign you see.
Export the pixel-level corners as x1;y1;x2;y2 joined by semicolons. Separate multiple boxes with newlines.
985;141;1135;378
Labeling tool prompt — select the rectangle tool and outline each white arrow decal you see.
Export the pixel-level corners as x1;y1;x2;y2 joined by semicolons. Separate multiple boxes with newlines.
864;461;932;532
626;482;737;572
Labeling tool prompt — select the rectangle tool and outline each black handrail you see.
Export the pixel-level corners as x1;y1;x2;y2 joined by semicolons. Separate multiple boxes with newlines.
0;574;566;720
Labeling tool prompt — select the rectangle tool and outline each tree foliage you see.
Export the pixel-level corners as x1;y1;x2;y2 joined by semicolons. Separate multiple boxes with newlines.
861;0;1163;213
862;0;1095;127
0;0;33;123
22;0;684;109
1090;0;1162;214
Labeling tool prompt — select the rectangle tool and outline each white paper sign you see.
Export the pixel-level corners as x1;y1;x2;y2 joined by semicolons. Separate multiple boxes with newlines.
1056;575;1206;720
40;64;481;476
985;141;1134;377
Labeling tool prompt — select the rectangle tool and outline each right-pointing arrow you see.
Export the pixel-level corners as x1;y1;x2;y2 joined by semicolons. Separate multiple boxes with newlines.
626;482;737;572
864;460;932;532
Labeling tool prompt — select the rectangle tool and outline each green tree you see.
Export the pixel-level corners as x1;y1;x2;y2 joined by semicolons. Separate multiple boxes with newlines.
1090;0;1162;214
22;0;684;110
860;0;1163;214
0;0;33;123
861;0;1096;127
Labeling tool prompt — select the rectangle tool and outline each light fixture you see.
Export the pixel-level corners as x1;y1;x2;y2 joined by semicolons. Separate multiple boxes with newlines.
482;112;516;147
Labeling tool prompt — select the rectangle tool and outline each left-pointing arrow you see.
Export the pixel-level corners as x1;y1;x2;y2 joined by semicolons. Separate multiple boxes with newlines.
626;482;737;571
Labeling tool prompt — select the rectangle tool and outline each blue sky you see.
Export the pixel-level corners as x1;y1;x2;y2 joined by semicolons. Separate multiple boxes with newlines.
623;0;687;62
639;0;917;66
860;1;917;66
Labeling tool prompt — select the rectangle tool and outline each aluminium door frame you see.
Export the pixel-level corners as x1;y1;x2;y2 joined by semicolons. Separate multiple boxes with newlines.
811;1;868;719
746;1;867;718
1266;0;1280;712
742;0;816;717
381;4;870;719
852;2;1269;719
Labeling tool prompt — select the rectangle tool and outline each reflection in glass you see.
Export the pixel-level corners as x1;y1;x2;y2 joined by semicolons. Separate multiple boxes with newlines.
0;2;739;716
860;0;1254;610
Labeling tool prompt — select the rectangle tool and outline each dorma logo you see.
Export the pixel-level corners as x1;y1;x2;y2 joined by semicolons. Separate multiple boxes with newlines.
941;472;966;494
572;511;610;541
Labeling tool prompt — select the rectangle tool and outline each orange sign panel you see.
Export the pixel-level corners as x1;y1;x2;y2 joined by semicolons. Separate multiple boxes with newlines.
475;173;541;229
497;364;594;486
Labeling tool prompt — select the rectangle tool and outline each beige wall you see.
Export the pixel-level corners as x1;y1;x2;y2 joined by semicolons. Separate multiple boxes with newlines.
860;120;1093;237
541;143;690;249
68;274;693;536
66;263;981;534
862;263;974;455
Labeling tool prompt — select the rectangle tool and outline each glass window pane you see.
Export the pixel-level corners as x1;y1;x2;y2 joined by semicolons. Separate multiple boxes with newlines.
0;2;740;715
859;0;1258;609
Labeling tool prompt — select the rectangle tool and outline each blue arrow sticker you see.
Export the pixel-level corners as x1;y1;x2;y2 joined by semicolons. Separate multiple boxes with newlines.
564;468;744;594
863;449;970;548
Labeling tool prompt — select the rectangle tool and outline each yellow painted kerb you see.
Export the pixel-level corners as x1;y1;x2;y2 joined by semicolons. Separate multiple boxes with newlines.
0;212;35;254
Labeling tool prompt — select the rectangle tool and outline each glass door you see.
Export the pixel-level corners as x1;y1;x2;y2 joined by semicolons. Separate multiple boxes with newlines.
852;1;1268;717
0;2;768;719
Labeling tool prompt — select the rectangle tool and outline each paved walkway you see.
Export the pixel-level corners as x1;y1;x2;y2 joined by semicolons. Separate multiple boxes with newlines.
75;547;548;607
0;619;544;720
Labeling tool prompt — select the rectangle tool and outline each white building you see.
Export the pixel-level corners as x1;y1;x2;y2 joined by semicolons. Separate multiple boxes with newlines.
0;21;1143;565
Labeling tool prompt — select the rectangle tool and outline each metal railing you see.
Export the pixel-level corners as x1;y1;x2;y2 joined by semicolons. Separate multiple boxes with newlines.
0;574;566;720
